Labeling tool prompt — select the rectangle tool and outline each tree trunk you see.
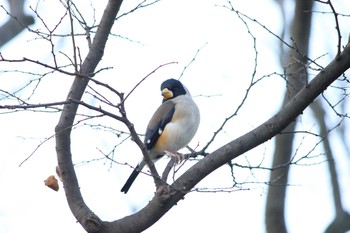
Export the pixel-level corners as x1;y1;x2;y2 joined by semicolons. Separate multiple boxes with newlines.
265;0;314;232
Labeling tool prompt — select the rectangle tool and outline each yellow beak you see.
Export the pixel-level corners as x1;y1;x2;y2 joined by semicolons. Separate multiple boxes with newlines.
161;88;173;100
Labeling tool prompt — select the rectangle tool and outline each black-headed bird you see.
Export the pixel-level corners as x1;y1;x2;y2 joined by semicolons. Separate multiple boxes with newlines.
121;79;200;194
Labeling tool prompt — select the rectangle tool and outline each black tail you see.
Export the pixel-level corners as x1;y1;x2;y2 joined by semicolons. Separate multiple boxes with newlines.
121;167;141;194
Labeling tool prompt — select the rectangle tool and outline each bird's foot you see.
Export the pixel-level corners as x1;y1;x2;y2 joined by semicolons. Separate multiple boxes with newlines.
164;150;183;164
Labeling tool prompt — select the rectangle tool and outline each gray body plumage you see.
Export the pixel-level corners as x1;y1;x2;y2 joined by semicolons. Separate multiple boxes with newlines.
121;79;200;193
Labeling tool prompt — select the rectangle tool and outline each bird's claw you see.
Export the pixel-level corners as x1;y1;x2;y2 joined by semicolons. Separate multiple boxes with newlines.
164;150;183;164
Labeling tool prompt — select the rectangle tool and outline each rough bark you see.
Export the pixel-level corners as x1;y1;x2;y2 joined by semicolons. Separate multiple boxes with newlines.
60;40;350;232
55;0;123;232
53;0;350;231
102;42;350;232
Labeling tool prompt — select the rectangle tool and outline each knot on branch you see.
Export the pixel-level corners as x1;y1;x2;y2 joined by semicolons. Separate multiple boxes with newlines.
83;214;102;233
155;185;176;203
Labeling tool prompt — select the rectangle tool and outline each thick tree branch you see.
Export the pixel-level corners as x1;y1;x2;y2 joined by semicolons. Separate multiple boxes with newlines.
54;0;123;232
51;0;350;231
109;43;350;232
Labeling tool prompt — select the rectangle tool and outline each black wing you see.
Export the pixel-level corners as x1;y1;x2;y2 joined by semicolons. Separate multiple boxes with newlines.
144;100;175;150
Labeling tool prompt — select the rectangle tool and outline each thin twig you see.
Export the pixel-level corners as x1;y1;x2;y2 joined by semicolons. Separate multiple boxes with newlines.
69;98;124;122
123;61;178;103
0;101;70;109
67;0;78;72
178;43;207;80
315;0;342;57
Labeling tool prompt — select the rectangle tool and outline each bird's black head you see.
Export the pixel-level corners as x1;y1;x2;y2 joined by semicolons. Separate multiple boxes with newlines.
160;79;187;102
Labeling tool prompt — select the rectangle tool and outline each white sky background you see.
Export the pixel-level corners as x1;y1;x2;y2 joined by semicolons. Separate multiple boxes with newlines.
0;0;350;232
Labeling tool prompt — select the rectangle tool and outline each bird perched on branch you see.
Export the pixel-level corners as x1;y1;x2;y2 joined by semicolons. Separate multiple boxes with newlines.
121;78;200;194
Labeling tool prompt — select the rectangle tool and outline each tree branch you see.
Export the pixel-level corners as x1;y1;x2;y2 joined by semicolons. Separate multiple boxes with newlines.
109;42;350;233
54;0;123;232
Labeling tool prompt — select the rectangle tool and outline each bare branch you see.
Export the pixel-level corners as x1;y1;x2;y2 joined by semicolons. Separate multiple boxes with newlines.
222;1;294;49
114;40;350;233
66;0;78;72
115;0;161;20
123;61;178;103
178;43;207;80
0;54;77;76
0;100;69;110
55;1;124;232
315;0;342;56
18;133;55;167
69;98;124;122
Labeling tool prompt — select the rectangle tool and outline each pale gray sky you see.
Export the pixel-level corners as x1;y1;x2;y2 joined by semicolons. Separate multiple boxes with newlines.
1;0;349;232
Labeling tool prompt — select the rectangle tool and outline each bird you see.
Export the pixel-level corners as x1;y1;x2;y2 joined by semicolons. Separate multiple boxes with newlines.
121;78;200;194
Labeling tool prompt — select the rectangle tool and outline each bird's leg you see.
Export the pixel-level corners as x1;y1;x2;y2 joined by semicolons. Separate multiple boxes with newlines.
164;150;183;163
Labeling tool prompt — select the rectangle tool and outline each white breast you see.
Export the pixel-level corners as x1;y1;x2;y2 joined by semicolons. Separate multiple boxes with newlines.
162;95;200;152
